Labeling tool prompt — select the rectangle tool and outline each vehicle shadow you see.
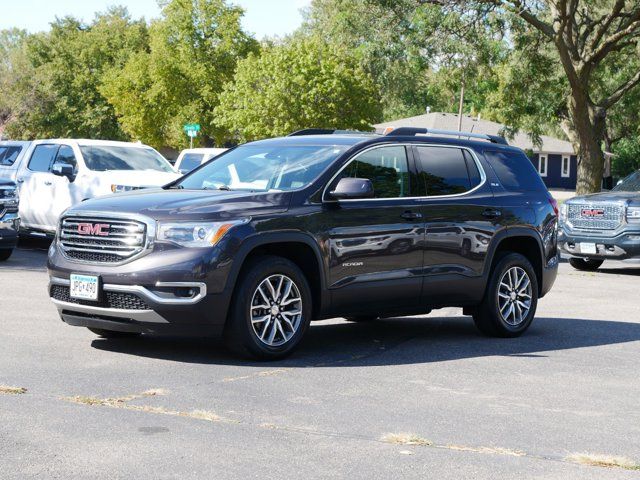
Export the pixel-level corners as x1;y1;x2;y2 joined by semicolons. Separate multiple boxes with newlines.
90;315;640;368
597;267;640;276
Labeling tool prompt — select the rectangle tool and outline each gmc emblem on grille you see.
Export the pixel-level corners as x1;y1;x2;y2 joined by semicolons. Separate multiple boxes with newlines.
581;208;605;218
77;223;110;236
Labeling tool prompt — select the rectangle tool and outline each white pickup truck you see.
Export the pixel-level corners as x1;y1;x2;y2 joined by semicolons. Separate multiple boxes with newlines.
3;139;180;235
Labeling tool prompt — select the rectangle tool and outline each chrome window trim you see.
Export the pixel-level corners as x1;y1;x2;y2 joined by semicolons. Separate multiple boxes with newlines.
50;277;207;305
57;210;156;266
321;143;488;203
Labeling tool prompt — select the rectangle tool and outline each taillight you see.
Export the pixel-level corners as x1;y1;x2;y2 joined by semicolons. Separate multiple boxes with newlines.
548;197;559;217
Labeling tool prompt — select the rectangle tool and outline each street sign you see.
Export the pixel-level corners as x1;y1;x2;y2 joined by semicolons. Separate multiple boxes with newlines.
183;123;201;133
183;123;201;148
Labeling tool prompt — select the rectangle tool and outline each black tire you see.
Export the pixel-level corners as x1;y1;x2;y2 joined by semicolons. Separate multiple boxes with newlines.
344;316;379;323
88;328;142;338
473;253;539;338
569;257;604;271
0;249;13;261
224;255;312;360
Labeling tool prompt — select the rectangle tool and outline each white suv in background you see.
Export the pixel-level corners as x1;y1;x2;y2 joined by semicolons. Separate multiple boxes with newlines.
0;141;32;182
174;148;227;174
14;139;180;235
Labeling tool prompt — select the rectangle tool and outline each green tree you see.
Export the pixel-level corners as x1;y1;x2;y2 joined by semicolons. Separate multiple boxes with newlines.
102;0;258;148
425;0;640;194
1;8;148;140
214;36;383;142
611;136;640;180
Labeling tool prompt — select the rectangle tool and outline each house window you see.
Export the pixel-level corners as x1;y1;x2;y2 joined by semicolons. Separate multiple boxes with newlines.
538;155;547;177
562;155;570;177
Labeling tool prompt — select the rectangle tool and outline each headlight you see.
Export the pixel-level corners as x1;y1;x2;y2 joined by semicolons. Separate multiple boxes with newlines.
111;184;138;193
559;203;567;221
157;219;248;248
627;206;640;223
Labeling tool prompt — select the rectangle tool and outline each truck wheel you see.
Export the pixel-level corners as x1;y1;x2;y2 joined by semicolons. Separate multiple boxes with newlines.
0;249;12;261
344;316;379;322
225;255;312;360
473;253;538;337
87;328;141;338
569;257;603;271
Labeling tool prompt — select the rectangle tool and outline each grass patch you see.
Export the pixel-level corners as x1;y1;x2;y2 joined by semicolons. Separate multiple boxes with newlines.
0;385;27;395
381;433;432;446
446;444;526;457
566;453;640;470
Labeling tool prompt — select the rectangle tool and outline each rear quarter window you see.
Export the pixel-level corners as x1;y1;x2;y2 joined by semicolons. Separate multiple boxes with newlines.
484;149;547;192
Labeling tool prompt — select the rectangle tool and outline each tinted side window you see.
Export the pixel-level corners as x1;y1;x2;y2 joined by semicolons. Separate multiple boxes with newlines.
337;146;410;198
54;145;77;170
484;150;547;192
463;150;482;188
415;147;473;196
28;145;59;172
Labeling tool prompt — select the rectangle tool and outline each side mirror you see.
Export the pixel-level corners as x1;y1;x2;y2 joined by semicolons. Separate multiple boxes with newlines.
329;177;374;200
52;163;75;181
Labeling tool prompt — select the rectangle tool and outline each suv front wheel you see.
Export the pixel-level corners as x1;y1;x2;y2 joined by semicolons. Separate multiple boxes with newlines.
225;255;312;360
569;257;603;271
473;253;539;337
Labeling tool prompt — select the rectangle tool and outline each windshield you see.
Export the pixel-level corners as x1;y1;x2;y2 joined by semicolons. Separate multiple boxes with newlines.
80;146;173;172
176;144;348;191
179;153;204;173
613;171;640;192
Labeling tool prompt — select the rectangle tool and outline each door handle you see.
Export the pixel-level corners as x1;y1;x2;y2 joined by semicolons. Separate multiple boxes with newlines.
16;178;24;183
401;211;423;220
44;181;53;186
482;208;502;219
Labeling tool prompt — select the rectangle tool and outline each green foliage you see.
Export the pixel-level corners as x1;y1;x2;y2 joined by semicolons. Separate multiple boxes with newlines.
214;37;382;142
611;137;640;180
102;0;258;148
1;8;148;140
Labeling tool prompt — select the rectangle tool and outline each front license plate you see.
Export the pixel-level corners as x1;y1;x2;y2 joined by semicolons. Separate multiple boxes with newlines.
580;242;597;255
69;274;99;301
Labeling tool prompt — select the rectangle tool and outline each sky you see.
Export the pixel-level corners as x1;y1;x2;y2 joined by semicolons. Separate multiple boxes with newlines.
0;0;311;39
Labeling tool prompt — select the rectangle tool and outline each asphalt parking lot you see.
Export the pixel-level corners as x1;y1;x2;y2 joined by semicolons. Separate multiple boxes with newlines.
1;240;640;479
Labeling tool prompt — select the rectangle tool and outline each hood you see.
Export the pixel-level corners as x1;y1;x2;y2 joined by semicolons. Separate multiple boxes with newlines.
567;191;640;206
67;188;292;221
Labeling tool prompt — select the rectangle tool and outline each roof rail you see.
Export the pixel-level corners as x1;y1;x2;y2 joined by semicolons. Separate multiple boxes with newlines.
288;128;376;137
288;128;336;136
384;127;508;145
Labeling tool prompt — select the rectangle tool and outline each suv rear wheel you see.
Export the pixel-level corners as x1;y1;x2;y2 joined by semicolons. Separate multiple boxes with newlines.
0;249;13;261
473;253;538;337
225;255;312;360
569;257;603;271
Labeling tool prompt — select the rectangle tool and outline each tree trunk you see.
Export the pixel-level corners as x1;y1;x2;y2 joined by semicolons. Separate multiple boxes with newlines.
567;92;606;195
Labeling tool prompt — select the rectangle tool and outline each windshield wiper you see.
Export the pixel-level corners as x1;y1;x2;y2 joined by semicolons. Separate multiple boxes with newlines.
168;184;184;189
203;184;232;191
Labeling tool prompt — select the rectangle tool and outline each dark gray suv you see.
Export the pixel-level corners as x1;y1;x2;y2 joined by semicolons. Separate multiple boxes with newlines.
0;180;19;261
48;128;559;359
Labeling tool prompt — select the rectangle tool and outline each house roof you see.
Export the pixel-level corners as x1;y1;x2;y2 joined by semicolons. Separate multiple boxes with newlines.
374;112;576;155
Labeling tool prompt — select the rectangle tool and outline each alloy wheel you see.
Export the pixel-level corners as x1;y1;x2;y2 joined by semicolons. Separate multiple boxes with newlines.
250;274;303;346
497;266;532;326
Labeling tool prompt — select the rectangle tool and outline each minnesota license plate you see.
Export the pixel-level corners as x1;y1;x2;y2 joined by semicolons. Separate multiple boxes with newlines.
69;274;99;301
580;243;597;255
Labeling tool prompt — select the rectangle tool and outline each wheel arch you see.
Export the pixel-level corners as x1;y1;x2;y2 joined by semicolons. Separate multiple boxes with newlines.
225;232;328;319
485;228;545;296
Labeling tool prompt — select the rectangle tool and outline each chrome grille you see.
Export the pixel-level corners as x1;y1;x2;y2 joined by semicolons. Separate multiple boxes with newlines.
566;204;623;230
59;216;148;263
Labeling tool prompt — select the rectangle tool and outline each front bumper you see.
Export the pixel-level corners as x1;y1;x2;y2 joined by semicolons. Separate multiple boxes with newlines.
558;228;640;260
47;241;236;336
0;210;19;249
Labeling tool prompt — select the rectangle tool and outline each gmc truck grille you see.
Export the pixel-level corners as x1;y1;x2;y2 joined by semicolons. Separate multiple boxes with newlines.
59;216;148;263
50;284;150;310
567;204;623;230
